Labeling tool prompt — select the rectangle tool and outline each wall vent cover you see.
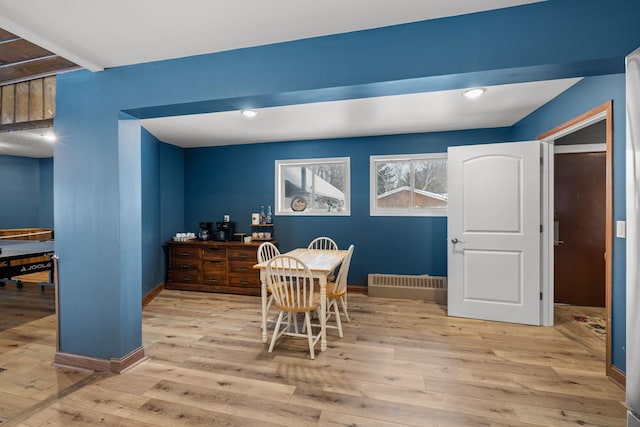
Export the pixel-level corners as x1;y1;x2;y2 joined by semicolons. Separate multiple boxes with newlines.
367;273;447;303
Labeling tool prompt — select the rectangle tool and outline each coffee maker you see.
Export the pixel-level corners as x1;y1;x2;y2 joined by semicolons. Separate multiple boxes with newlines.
198;222;213;241
214;220;236;241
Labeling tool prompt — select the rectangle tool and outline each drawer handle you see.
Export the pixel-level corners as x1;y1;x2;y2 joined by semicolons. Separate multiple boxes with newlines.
181;277;192;281
237;253;248;258
180;264;191;268
208;278;219;283
239;280;249;285
238;266;249;271
178;252;190;256
207;248;222;252
207;260;222;263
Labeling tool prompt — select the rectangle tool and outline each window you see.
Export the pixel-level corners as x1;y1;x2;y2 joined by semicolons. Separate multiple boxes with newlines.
370;153;447;216
275;157;350;216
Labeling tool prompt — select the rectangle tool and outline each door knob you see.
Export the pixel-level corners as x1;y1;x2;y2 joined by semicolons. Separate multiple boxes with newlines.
451;237;465;244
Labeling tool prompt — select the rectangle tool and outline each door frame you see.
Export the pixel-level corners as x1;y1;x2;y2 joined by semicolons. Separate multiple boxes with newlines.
537;100;614;377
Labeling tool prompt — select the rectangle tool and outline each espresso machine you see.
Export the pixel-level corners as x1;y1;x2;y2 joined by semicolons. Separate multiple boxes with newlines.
214;220;236;241
198;222;213;241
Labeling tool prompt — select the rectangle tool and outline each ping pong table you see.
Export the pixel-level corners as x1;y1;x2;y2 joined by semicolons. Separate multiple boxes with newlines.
0;240;54;289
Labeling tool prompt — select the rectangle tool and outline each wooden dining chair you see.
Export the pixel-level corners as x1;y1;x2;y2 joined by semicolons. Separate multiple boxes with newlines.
326;244;354;325
308;236;339;282
257;241;280;263
266;255;321;359
307;236;338;250
311;244;354;339
258;241;280;315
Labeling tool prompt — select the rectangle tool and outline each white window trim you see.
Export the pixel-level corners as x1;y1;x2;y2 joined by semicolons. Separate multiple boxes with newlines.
370;152;448;217
275;157;350;216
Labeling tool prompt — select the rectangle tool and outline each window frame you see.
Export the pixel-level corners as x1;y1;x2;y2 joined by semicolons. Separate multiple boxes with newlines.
370;152;448;217
275;156;351;216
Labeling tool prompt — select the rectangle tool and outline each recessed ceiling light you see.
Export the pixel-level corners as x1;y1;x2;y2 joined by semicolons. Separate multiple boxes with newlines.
462;88;486;99
241;110;258;118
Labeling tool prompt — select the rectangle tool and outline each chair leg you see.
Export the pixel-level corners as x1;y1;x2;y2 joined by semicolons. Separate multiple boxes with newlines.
332;298;343;338
269;311;285;353
266;294;274;314
304;312;315;359
292;312;300;333
339;296;350;322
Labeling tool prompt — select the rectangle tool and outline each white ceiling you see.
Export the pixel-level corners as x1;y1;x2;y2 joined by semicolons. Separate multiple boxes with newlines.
0;0;563;156
142;78;581;147
0;0;544;71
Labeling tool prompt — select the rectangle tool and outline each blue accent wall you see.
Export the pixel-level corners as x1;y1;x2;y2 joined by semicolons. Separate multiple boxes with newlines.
38;157;54;228
53;0;640;367
511;73;627;370
0;155;45;228
116;120;143;357
141;129;161;296
184;128;512;285
159;142;185;281
142;135;186;290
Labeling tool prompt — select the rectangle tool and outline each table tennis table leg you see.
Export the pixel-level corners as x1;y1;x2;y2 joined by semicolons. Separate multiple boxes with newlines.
0;278;23;288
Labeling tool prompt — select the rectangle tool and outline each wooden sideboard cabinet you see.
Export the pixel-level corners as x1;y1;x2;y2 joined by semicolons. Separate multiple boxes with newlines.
166;240;265;296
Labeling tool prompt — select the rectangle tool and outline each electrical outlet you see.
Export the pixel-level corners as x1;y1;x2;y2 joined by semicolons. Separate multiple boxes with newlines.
616;221;626;238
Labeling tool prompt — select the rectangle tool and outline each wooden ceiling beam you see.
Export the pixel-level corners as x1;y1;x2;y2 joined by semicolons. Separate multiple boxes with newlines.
0;56;78;85
0;39;53;63
0;118;53;133
0;27;81;87
0;35;20;44
0;28;18;43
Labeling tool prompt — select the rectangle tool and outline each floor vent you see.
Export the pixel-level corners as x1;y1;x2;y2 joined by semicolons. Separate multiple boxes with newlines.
367;273;447;303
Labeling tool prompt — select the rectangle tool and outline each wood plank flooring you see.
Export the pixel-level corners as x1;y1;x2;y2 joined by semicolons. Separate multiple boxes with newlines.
0;288;626;426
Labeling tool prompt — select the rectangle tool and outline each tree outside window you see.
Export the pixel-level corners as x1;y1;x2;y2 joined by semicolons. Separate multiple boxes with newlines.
371;153;447;216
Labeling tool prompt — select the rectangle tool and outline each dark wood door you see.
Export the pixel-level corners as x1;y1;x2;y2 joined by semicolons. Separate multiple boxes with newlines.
554;152;605;307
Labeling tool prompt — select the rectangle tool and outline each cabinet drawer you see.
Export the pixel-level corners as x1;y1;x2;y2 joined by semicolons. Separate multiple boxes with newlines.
168;269;202;284
203;258;226;273
170;259;201;271
228;272;260;288
228;247;257;262
202;273;228;286
203;246;226;260
229;261;254;275
170;246;202;259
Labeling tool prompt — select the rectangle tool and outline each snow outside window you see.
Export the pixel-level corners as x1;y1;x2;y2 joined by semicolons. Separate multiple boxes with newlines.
370;153;447;216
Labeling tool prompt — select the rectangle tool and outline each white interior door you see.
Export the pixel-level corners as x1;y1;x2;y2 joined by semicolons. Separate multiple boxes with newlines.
447;141;541;325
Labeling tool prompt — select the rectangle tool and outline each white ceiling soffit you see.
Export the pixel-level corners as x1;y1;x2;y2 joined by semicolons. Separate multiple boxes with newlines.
142;77;581;148
0;0;544;71
0;128;55;158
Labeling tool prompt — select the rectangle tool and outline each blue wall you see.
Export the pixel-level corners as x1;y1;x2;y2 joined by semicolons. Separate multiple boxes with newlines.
38;157;54;228
141;129;161;296
0;155;52;229
159;142;185;282
183;128;511;285
53;0;640;365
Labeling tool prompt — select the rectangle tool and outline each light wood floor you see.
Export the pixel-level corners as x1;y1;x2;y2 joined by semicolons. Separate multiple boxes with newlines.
0;286;626;426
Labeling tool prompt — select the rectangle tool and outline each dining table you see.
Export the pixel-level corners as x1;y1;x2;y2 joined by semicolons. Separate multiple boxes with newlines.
253;247;347;352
